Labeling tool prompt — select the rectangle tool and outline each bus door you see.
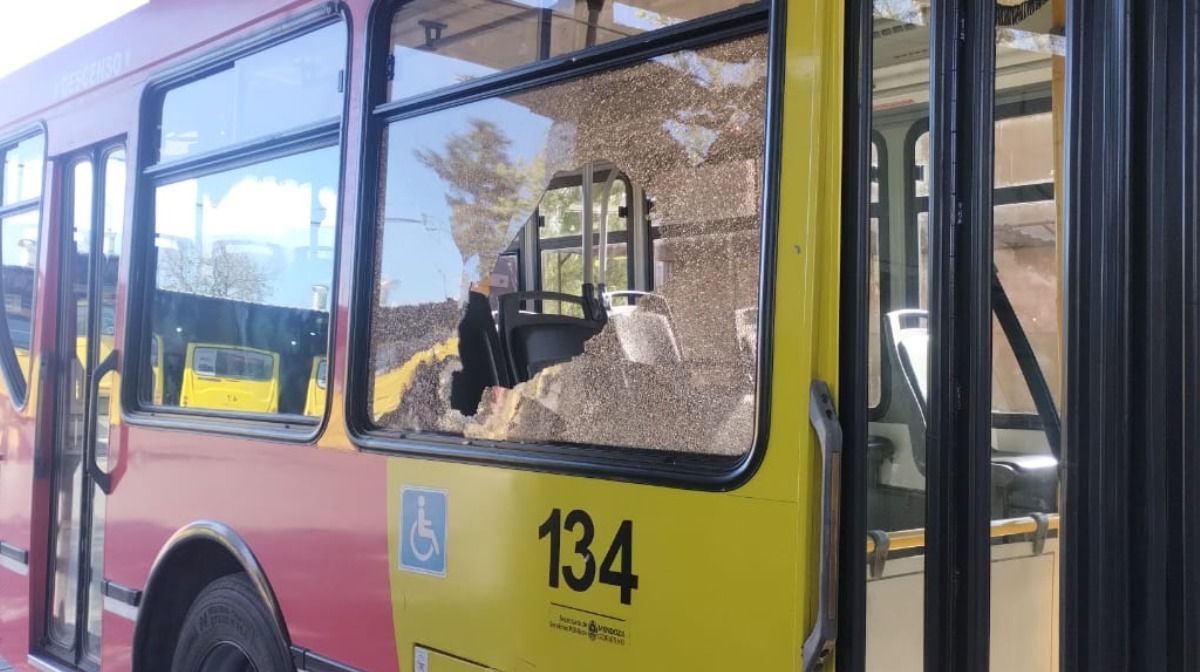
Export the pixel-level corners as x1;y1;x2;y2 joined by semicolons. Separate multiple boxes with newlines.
45;144;125;666
856;2;1065;670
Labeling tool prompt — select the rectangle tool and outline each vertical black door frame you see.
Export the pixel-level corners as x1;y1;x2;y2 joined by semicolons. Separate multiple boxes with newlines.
1183;1;1200;667
841;0;1199;668
924;0;995;670
836;0;870;668
1063;0;1200;669
1129;0;1190;668
1060;0;1131;669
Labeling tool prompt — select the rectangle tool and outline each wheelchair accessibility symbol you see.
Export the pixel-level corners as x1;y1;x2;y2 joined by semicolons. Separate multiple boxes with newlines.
399;486;447;577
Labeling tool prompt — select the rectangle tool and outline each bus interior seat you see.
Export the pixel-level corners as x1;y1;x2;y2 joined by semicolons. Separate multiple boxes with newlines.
991;452;1058;514
887;309;930;472
885;308;1058;515
499;291;606;383
604;291;681;366
450;291;513;415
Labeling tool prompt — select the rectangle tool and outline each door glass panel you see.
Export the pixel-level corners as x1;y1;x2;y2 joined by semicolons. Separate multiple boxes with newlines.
990;5;1064;669
865;1;929;668
49;159;93;650
868;140;884;409
85;148;125;660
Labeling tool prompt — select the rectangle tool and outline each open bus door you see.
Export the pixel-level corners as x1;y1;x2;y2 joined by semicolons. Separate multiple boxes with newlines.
44;145;125;667
851;1;1068;669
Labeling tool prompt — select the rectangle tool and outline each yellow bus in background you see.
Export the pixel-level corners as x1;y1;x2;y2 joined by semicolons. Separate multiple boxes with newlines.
180;343;279;414
147;333;164;406
304;356;328;417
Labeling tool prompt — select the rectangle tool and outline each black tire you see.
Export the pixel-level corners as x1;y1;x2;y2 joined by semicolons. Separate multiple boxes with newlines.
170;573;292;672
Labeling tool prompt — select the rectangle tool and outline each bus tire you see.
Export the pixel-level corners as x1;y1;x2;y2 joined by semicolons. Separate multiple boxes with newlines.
170;573;293;672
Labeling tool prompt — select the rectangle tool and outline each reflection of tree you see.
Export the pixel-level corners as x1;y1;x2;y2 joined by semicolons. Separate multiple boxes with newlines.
414;119;543;273
159;247;269;303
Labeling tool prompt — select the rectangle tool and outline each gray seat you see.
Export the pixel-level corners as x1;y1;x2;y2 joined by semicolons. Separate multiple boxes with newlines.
885;308;1058;516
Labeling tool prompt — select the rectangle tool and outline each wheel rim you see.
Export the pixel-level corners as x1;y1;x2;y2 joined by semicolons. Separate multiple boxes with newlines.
199;641;258;672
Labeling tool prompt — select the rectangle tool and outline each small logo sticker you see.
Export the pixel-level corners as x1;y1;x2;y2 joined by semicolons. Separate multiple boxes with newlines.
400;486;447;577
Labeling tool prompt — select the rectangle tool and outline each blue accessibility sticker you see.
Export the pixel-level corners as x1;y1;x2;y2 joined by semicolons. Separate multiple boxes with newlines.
399;486;447;577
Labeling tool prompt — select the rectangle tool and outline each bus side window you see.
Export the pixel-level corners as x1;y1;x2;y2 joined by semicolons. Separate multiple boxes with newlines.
0;131;46;404
366;4;768;459
137;22;346;419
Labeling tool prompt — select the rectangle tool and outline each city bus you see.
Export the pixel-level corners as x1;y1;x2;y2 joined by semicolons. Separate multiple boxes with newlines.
0;0;1192;671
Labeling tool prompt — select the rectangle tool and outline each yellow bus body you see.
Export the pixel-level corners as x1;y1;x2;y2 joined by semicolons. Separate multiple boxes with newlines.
179;342;280;414
368;3;847;669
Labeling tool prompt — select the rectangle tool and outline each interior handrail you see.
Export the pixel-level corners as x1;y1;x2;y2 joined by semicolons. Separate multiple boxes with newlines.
866;512;1060;555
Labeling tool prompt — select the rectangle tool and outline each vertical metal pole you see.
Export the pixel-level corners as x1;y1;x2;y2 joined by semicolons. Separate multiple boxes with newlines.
1061;0;1132;669
631;184;648;290
597;170;615;293
835;0;871;669
924;0;994;669
538;8;553;61
581;162;594;290
1182;4;1200;667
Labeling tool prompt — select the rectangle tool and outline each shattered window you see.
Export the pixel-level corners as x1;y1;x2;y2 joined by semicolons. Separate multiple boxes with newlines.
369;33;767;456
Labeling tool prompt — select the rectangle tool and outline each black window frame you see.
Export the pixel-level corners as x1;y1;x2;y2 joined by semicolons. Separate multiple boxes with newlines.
0;123;48;409
120;5;350;441
347;0;783;490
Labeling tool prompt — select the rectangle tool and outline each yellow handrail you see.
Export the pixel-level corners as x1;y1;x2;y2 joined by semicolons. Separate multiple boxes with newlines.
866;513;1060;555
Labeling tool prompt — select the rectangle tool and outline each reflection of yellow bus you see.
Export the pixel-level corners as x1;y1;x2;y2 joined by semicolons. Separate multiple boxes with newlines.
180;343;279;414
13;347;29;385
148;334;164;405
303;356;328;417
78;335;116;396
372;338;459;420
